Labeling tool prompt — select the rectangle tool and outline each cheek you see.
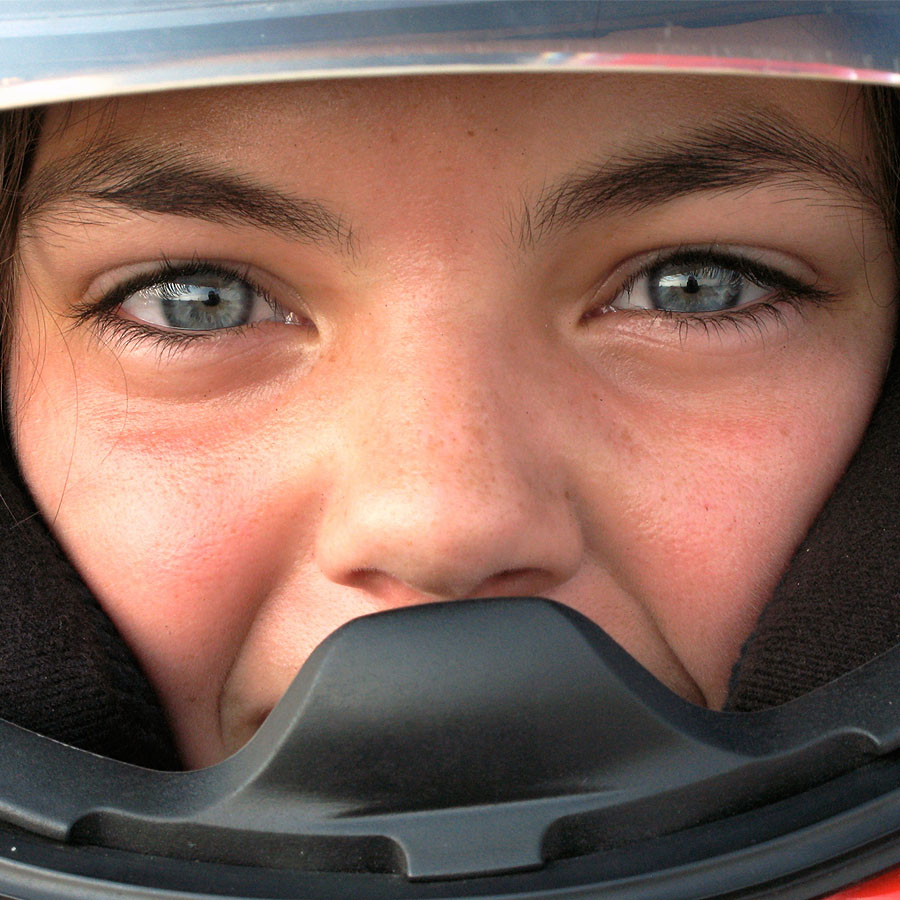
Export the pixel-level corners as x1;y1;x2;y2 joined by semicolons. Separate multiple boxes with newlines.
8;339;318;763
577;322;892;707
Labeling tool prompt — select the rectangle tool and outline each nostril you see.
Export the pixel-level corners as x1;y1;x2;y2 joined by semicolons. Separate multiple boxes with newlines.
342;568;449;604
335;566;562;607
468;567;560;600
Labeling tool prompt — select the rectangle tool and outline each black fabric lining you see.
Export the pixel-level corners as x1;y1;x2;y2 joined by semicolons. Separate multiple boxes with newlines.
726;340;900;711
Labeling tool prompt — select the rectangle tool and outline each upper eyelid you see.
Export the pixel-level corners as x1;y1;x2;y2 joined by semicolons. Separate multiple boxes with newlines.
623;251;792;292
605;245;822;300
73;260;281;322
589;245;840;327
73;263;288;353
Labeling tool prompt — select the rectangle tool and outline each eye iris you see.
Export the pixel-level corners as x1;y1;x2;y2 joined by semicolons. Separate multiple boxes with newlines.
159;277;252;330
649;262;743;313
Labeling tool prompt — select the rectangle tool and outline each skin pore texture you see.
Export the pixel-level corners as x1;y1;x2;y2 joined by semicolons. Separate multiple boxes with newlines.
7;74;898;768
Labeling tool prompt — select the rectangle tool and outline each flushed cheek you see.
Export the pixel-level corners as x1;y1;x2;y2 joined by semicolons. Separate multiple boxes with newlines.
12;378;324;764
590;349;885;706
96;505;296;764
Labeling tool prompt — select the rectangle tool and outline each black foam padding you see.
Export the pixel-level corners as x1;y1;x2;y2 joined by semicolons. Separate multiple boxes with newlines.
0;435;180;768
727;346;900;711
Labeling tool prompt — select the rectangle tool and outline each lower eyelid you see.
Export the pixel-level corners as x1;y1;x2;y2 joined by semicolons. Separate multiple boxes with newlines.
104;293;316;349
666;298;799;335
582;294;814;346
88;314;216;357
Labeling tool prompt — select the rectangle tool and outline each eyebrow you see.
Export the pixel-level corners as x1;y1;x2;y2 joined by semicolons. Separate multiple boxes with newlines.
20;110;886;258
20;141;355;253
517;109;888;249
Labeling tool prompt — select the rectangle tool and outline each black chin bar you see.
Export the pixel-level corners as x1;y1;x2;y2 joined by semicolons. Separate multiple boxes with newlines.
0;596;900;899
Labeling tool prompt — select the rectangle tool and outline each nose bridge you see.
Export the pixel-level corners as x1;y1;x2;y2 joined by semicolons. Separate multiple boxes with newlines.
315;308;583;601
334;313;534;527
380;332;508;486
340;267;536;491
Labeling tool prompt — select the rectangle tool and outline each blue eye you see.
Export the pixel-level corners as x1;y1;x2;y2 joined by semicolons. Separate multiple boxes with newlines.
613;256;770;314
118;268;297;331
157;277;256;330
649;262;747;313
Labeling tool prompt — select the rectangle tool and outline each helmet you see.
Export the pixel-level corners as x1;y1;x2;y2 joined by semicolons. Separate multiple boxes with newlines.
0;2;899;899
2;0;900;110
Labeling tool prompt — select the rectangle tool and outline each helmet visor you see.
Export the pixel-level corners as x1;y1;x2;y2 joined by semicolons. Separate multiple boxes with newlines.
1;1;899;111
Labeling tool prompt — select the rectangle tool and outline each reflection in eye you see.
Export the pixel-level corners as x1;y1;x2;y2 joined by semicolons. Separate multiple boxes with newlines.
649;262;756;313
612;251;779;315
117;266;300;331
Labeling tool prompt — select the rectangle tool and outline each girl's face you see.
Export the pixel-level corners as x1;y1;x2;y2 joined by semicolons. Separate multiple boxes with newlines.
9;75;897;768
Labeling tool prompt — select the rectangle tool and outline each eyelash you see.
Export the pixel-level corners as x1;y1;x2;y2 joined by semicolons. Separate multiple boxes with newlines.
593;247;836;337
72;259;280;355
73;247;835;356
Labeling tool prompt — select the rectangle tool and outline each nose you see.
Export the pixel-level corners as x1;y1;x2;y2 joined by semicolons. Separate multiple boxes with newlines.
314;339;584;604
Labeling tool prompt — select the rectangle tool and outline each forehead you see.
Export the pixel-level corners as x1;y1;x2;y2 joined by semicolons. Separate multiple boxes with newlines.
39;73;870;176
29;74;882;275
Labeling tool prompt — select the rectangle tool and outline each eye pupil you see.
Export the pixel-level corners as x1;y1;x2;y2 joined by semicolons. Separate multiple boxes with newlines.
152;275;257;329
648;262;743;313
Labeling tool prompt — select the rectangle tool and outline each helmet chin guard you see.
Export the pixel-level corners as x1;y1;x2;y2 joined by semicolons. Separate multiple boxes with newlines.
1;597;900;899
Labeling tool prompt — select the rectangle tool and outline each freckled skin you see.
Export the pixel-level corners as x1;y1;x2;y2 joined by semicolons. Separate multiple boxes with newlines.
9;74;898;768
